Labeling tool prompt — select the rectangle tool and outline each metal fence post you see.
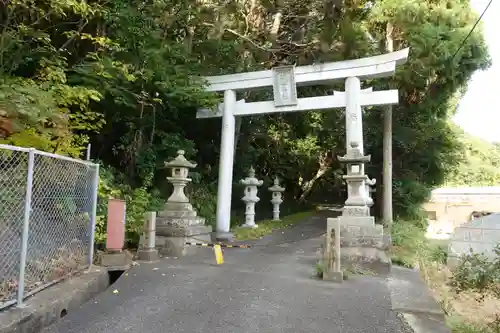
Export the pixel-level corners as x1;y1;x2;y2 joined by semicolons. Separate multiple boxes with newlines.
88;164;100;268
17;148;35;308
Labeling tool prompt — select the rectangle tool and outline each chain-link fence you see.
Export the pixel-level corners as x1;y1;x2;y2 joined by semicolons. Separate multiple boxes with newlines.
0;144;99;310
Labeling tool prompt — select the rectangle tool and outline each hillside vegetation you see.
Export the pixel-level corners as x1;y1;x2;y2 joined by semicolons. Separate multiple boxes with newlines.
445;125;500;186
0;0;492;242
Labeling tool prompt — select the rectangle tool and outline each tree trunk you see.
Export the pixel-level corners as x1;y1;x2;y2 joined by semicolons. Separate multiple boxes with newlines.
298;166;328;202
233;116;243;157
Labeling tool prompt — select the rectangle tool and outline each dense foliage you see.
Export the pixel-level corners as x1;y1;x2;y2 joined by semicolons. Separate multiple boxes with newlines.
445;127;500;187
0;0;491;240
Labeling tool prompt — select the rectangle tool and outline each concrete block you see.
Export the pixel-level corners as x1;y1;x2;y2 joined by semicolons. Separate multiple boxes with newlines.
337;215;375;227
137;249;159;262
157;232;212;257
341;247;391;275
157;224;212;237
212;231;235;243
323;270;343;283
99;251;133;267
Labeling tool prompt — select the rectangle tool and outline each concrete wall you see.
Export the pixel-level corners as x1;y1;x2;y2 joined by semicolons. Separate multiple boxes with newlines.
423;187;500;236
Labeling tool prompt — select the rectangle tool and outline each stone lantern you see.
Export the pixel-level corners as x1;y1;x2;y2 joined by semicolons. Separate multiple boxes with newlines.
337;141;372;216
335;142;388;276
365;177;376;208
240;166;263;228
155;150;212;256
165;150;196;205
268;176;285;221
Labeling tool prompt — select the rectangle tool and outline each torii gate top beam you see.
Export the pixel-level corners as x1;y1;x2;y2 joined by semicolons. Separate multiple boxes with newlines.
203;48;409;92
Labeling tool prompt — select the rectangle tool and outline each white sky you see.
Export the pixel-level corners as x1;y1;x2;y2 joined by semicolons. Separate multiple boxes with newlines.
453;0;499;142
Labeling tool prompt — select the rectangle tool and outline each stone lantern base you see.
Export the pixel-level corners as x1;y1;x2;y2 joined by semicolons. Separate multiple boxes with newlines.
155;201;212;257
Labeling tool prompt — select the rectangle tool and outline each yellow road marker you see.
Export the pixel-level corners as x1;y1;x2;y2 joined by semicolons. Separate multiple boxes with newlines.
213;244;224;265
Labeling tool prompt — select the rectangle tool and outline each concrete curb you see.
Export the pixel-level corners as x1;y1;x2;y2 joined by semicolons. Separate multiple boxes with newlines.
388;266;451;333
0;267;109;333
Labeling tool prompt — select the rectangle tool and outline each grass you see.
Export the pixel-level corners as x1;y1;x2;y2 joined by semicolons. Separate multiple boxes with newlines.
391;220;500;333
232;211;315;240
422;259;500;333
448;315;500;333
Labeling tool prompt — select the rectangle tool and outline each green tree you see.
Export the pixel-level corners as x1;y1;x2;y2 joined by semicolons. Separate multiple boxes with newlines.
0;0;491;235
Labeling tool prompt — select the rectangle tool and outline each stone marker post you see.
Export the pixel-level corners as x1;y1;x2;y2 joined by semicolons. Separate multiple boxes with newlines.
240;166;263;228
155;150;212;256
138;212;159;261
268;176;285;221
323;218;343;282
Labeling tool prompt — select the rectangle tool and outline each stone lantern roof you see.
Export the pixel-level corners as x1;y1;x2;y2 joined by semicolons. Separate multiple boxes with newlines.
164;150;197;169
240;166;263;186
269;176;285;192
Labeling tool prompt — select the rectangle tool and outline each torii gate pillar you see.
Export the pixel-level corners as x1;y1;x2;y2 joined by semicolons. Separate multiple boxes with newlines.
216;90;236;236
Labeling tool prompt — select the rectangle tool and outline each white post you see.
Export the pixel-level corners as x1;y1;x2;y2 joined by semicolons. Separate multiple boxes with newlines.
86;143;91;161
138;212;159;261
88;164;99;268
334;218;341;272
146;212;156;249
17;148;35;308
216;90;236;234
345;77;363;154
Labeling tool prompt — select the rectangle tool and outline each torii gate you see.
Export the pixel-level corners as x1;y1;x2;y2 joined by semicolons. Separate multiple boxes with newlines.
197;49;409;237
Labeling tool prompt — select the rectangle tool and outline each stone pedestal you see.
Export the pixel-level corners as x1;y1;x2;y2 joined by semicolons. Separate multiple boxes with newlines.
337;216;390;274
155;150;212;257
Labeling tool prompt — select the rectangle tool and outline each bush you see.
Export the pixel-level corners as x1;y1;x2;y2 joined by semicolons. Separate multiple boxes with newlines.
391;220;428;268
188;183;217;228
390;219;449;268
449;245;500;300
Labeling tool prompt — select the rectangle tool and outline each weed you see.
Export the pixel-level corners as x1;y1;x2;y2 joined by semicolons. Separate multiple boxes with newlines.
315;261;324;279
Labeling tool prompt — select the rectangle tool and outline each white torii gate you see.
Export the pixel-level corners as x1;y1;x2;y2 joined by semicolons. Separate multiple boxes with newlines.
197;49;409;237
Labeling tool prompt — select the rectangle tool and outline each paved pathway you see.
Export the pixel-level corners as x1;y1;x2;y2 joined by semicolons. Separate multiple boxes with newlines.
43;215;413;333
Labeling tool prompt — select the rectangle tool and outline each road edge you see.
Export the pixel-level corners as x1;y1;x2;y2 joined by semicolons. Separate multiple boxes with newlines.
0;267;109;333
388;266;451;333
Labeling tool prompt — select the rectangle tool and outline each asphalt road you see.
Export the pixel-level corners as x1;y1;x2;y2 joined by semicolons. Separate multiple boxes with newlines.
43;216;411;333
